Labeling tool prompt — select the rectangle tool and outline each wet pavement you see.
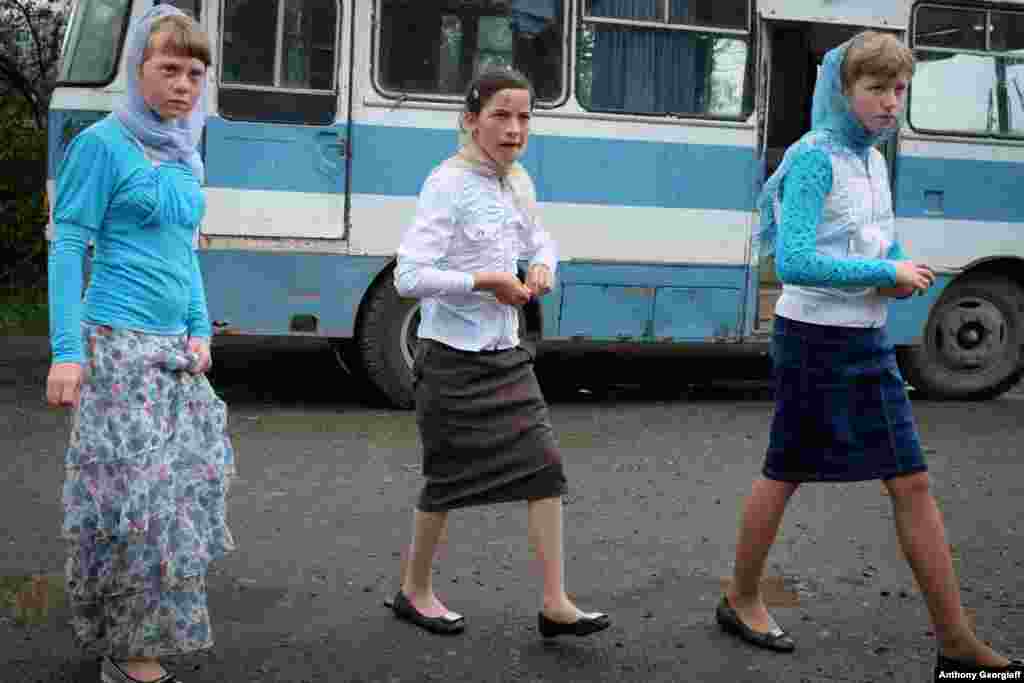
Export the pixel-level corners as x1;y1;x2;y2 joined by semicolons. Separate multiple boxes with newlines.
2;335;1023;682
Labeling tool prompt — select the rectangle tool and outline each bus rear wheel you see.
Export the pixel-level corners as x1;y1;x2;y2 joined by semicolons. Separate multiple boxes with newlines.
897;275;1024;400
354;276;421;409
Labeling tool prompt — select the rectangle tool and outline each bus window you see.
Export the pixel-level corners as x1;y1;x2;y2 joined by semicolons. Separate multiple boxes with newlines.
219;0;339;124
156;0;201;20
377;1;566;103
577;0;752;118
911;5;1024;139
57;0;132;85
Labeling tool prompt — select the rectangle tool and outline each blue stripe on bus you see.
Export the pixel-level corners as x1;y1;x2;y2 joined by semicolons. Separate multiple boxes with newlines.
197;119;758;211
350;124;758;210
895;156;1024;223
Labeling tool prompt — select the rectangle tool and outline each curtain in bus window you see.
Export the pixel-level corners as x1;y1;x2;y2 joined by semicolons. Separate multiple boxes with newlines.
590;25;705;115
589;0;658;21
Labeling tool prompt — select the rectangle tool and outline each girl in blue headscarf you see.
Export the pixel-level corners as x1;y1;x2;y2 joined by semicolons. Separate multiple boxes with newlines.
46;6;234;682
715;32;1023;679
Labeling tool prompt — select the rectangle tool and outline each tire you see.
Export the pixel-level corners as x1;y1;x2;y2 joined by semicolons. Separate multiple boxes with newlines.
896;275;1024;400
354;277;422;409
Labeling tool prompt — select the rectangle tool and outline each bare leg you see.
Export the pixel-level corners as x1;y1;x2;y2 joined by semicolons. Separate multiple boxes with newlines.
398;515;449;588
400;509;460;619
528;496;594;622
886;472;1008;666
726;477;799;633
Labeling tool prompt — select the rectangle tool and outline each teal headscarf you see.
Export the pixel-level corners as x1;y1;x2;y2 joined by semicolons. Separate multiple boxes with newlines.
755;35;904;256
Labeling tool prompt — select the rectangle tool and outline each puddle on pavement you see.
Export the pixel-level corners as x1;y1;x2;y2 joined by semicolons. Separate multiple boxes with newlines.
248;411;419;445
0;574;67;627
719;576;800;607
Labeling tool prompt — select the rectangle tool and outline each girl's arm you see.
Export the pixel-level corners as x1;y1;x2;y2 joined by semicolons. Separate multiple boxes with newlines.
775;149;898;289
48;132;116;364
394;172;474;299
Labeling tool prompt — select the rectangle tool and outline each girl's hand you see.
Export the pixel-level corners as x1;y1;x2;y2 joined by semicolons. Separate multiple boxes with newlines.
525;264;553;298
474;272;531;306
893;261;935;293
187;337;212;374
877;284;917;299
46;362;83;408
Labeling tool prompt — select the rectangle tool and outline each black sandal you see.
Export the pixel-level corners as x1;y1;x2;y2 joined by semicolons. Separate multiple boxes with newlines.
935;653;1024;681
715;595;795;652
389;590;465;635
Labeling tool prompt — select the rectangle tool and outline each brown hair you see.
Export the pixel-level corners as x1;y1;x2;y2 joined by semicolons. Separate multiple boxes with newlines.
143;14;211;67
464;67;534;114
841;31;914;91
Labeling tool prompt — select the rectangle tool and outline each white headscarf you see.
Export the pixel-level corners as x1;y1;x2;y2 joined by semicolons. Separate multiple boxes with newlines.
114;4;207;182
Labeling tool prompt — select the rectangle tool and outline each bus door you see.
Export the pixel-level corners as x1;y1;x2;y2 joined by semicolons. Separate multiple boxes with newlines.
203;0;351;241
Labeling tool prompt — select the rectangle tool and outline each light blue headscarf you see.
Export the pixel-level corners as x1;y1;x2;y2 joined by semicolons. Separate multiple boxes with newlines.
755;35;903;256
114;4;207;182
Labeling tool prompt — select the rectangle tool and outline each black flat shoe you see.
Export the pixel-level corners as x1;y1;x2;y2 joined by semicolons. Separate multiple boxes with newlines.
935;653;1024;681
389;591;465;635
715;595;795;653
538;611;611;639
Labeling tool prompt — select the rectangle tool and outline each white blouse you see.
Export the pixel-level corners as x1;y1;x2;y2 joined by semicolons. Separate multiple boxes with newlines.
395;163;558;352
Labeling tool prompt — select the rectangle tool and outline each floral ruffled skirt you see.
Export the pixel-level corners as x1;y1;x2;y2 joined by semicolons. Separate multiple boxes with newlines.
62;325;236;658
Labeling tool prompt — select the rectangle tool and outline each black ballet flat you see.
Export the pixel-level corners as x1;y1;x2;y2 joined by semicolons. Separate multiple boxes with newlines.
715;595;795;653
935;653;1024;681
538;611;611;639
389;591;465;635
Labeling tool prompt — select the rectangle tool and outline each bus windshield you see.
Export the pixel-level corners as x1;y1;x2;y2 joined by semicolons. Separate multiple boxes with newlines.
58;0;132;85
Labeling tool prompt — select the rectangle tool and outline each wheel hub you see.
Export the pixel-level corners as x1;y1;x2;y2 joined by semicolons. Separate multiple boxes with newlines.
932;297;1007;370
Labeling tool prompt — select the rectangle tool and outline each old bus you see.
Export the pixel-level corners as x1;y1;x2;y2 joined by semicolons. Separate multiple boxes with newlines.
49;0;1024;406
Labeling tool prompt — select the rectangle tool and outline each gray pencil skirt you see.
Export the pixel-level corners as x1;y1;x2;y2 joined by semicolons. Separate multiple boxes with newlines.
413;339;568;512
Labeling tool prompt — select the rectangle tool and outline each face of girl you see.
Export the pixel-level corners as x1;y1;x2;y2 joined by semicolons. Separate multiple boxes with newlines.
465;87;532;165
138;31;206;121
846;73;909;135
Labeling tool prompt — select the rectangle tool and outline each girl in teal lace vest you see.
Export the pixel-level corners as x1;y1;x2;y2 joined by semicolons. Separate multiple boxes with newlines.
716;32;1023;679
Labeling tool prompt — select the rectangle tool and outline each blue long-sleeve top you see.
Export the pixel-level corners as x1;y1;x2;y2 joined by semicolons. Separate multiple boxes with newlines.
48;115;210;364
775;148;902;288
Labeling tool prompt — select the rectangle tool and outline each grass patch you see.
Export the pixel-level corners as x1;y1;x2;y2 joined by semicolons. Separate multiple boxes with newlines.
0;287;48;335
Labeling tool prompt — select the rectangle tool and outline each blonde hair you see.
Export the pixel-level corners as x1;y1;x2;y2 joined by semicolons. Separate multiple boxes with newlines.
842;31;914;90
143;14;211;66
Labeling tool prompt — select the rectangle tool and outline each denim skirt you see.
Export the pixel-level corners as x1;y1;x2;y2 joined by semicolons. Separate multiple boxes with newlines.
762;316;927;483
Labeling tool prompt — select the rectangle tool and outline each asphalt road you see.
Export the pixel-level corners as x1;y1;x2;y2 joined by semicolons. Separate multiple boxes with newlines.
2;335;1023;682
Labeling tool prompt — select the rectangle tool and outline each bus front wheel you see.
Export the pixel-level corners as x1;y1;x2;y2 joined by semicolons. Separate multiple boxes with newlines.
354;277;421;409
897;275;1024;400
